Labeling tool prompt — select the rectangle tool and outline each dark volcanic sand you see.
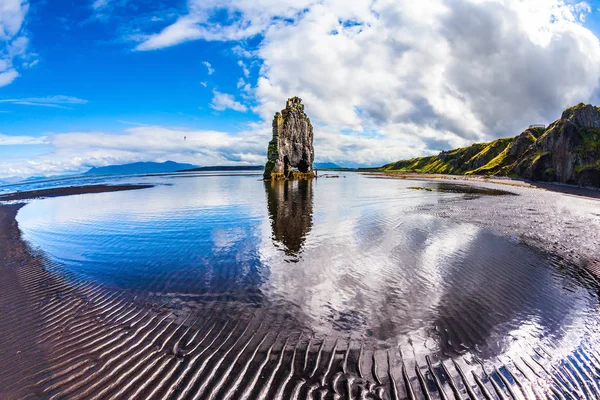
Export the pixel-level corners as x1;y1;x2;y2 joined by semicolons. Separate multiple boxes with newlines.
373;174;600;273
2;180;600;399
0;184;154;202
0;185;152;399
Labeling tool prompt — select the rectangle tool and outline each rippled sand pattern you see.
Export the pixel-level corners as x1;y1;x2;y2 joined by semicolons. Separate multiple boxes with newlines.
2;175;600;399
3;258;600;400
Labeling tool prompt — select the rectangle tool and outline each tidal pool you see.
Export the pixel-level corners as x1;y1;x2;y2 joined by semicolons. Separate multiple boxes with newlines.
16;172;599;366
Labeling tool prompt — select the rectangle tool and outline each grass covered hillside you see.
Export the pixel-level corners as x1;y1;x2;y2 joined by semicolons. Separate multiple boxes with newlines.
382;103;600;187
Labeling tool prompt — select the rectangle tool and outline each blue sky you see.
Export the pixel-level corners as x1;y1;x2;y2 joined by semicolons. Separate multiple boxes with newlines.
2;0;600;178
2;0;260;135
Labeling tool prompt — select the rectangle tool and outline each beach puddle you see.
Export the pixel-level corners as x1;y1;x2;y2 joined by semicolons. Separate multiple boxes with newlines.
10;172;600;399
408;182;517;197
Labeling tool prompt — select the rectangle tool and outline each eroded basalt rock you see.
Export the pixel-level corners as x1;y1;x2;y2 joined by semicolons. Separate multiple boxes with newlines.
264;97;315;180
514;103;600;186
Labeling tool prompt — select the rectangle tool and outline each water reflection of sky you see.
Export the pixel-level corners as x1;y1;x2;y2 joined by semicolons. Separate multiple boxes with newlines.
16;172;599;360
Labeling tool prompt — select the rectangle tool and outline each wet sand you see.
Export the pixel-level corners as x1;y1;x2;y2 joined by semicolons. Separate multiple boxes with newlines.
369;172;600;273
0;185;152;398
2;182;600;399
0;184;154;202
369;171;600;199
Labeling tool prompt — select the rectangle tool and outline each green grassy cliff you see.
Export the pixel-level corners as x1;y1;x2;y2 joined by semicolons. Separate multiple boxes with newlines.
381;103;600;187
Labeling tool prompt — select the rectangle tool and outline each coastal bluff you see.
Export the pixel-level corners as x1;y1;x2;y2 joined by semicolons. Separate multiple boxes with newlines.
264;97;315;180
382;103;600;187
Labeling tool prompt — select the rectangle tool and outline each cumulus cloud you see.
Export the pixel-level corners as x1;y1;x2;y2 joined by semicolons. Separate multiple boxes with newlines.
0;0;32;87
131;0;600;164
255;0;600;146
134;0;316;51
210;90;248;112
6;0;600;177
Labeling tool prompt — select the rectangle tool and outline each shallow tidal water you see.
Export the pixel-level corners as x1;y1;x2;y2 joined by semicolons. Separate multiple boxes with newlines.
16;172;600;366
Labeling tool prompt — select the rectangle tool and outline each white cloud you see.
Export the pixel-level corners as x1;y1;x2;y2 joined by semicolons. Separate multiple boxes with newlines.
10;101;73;109
92;0;109;10
232;45;253;58
237;60;250;77
130;0;600;164
210;90;248;112
237;78;252;97
117;120;149;126
0;0;32;86
202;61;214;75
0;96;88;109
21;95;88;104
5;0;600;177
0;119;456;178
134;1;317;51
0;125;267;177
0;0;28;40
0;69;18;87
24;58;38;68
253;0;600;145
0;133;47;145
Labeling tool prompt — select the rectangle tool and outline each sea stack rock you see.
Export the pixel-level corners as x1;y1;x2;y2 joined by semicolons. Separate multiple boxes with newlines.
264;97;315;180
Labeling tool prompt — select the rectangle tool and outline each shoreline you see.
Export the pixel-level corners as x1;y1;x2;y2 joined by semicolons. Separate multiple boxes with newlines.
363;171;600;199
365;171;600;280
0;183;153;202
1;181;600;399
0;184;155;398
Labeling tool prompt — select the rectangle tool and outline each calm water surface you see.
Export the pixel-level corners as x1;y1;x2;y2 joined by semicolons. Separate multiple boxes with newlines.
16;172;599;360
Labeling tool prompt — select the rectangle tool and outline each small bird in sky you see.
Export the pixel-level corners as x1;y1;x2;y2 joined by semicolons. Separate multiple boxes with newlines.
184;136;187;140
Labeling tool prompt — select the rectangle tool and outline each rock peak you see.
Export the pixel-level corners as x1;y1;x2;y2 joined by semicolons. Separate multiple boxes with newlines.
560;103;600;129
264;97;315;180
285;96;303;109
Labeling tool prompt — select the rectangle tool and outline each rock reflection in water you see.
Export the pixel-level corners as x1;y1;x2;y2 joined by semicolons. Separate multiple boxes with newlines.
262;198;594;361
15;173;600;372
264;179;313;257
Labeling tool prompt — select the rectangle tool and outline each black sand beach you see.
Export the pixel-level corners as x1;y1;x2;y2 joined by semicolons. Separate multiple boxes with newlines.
2;180;600;399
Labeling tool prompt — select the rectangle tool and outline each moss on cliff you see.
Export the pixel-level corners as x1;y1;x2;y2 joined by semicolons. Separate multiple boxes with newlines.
578;128;600;157
269;171;315;181
467;147;509;175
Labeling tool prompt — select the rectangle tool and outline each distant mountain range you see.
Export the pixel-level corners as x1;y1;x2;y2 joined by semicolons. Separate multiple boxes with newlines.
181;165;264;172
85;161;269;175
0;176;28;185
84;161;346;176
182;162;345;171
85;161;198;175
2;161;348;184
313;162;343;169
